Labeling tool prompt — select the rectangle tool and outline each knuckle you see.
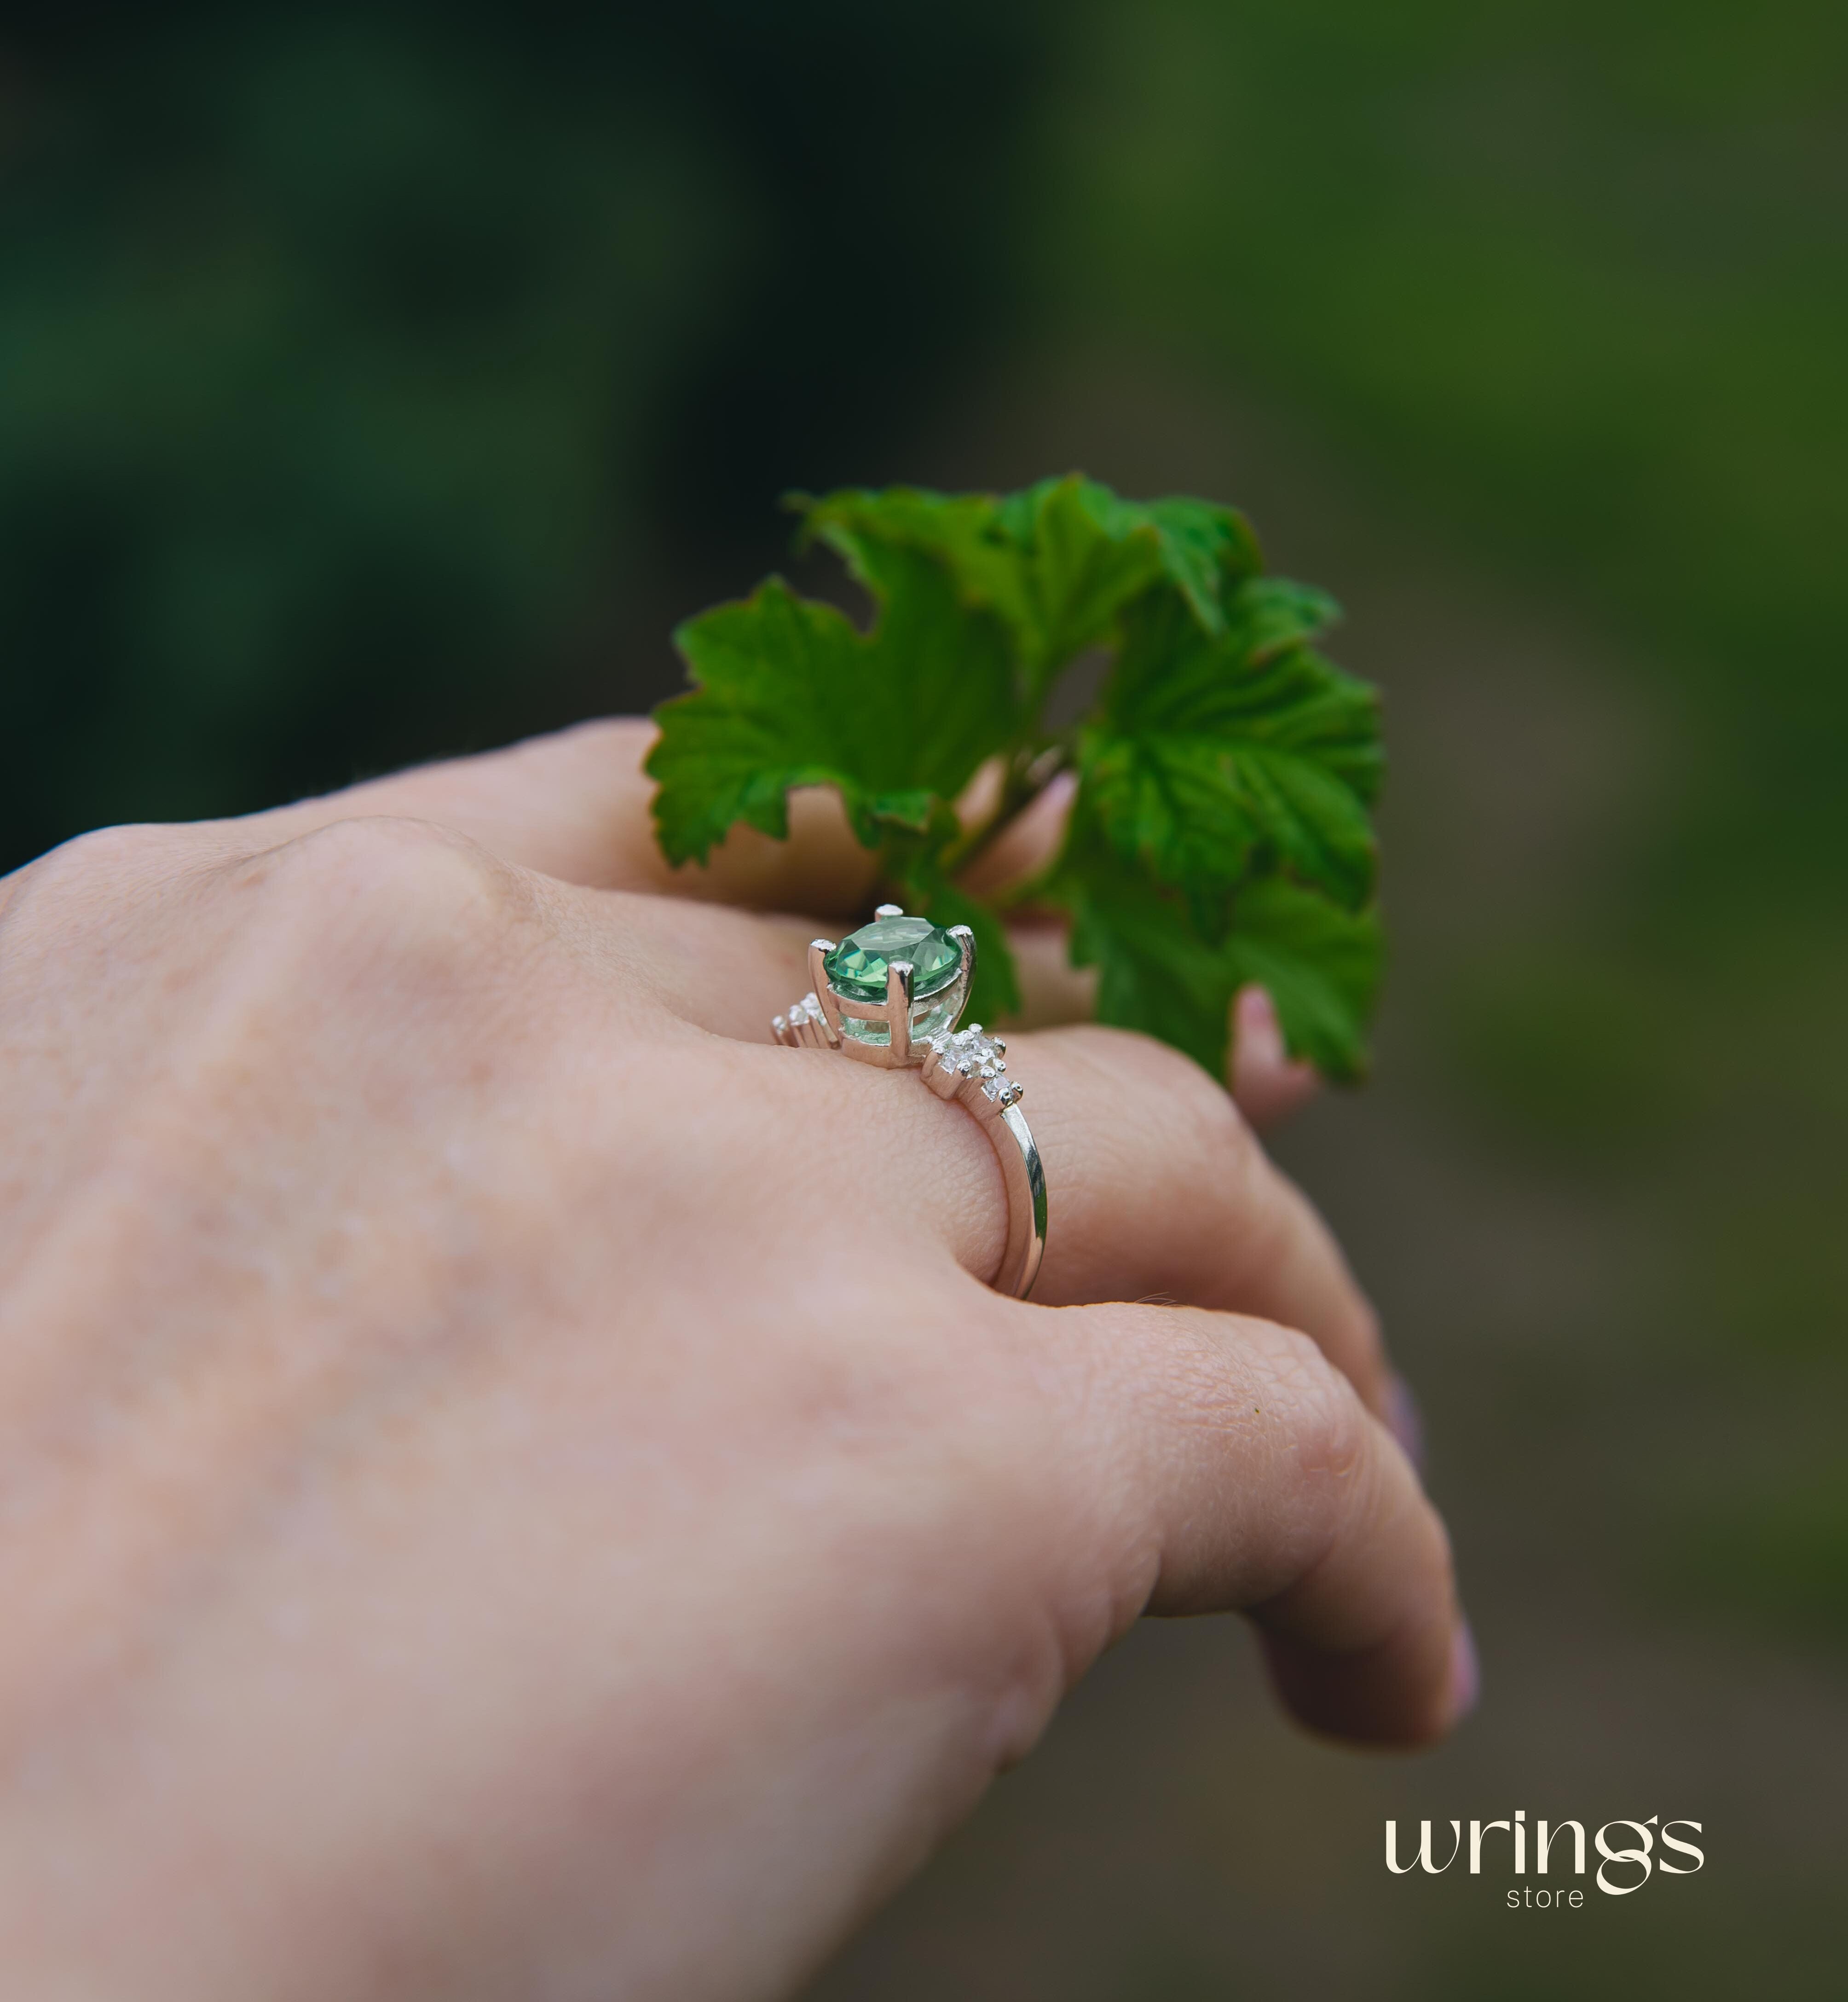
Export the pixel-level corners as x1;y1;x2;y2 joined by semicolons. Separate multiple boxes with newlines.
253;811;483;884
1181;1061;1263;1189
1265;1323;1371;1483
226;817;539;1002
0;823;214;955
1248;1318;1377;1562
7;822;184;902
1093;1020;1278;1238
253;816;517;937
1084;1022;1259;1168
30;822;161;879
1056;1024;1255;1160
1173;1313;1357;1460
1160;1313;1371;1510
1080;1304;1384;1609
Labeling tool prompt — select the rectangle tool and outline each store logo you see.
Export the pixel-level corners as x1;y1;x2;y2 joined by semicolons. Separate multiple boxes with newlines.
1386;1814;1704;1902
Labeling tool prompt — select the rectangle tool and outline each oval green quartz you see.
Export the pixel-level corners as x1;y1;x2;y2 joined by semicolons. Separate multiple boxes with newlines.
823;914;962;1001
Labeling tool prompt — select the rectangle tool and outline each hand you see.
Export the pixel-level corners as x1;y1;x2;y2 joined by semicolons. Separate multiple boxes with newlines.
0;722;1469;2001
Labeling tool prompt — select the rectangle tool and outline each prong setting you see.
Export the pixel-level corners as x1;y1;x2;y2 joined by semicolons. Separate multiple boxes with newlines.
947;924;976;991
807;941;843;1039
885;960;915;1064
772;904;1045;1298
786;910;968;1067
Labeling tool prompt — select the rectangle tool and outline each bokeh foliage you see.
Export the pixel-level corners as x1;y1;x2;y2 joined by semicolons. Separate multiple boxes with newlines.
0;0;1047;860
1033;0;1848;1665
1048;0;1848;899
2;3;1844;1995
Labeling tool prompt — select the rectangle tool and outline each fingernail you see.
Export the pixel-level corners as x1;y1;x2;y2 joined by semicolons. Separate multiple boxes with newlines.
1040;768;1078;812
1386;1373;1426;1473
1235;985;1283;1064
1448;1618;1480;1723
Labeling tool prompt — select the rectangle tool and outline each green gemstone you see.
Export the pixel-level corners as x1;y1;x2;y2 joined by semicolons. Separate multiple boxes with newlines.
824;915;963;1001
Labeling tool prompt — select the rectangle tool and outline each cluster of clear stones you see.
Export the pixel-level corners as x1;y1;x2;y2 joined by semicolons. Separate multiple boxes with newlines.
926;1023;1023;1106
783;991;825;1030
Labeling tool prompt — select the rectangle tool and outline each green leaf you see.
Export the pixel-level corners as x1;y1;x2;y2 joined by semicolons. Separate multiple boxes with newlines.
648;546;1018;865
794;486;1022;640
999;479;1263;648
1227;576;1345;665
651;475;1385;1084
888;851;1022;1024
993;476;1170;676
1058;826;1382;1082
1081;580;1381;918
1059;827;1243;1078
1222;876;1382;1082
793;474;1261;694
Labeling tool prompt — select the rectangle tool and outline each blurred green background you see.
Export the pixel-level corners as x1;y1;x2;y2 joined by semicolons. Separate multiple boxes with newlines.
3;3;1842;1994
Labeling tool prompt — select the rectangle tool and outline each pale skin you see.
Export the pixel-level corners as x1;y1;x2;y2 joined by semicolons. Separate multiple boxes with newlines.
0;721;1470;2001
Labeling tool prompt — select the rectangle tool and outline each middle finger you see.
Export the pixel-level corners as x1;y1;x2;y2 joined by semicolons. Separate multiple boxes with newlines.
581;889;1390;1419
991;1024;1389;1420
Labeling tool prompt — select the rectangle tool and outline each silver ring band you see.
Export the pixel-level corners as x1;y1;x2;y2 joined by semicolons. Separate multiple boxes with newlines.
772;907;1047;1300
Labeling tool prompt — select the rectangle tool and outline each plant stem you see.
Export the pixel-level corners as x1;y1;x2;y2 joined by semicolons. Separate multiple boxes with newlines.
938;740;1071;879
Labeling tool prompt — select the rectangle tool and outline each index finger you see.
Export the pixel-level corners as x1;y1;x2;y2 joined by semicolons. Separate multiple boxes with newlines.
255;723;1320;1123
251;719;882;919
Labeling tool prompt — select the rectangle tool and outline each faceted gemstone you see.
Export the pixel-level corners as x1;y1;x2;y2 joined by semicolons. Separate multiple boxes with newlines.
823;915;962;1001
824;914;966;1048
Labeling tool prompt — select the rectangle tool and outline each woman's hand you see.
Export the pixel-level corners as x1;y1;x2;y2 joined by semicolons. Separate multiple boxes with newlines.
0;722;1469;2001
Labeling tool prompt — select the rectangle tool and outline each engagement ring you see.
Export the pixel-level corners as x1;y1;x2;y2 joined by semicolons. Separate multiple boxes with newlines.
772;905;1047;1299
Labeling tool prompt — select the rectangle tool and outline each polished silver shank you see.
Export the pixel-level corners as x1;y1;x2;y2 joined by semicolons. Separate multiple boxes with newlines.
771;909;1046;1300
918;1028;1046;1298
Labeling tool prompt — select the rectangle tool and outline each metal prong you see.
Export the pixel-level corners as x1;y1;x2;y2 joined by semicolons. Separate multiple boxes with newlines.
808;940;842;1038
772;1013;789;1045
874;902;903;919
886;959;914;1065
946;927;978;1036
